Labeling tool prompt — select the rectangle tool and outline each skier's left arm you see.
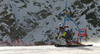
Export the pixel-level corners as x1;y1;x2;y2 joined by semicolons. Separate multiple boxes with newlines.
62;28;69;38
55;31;60;40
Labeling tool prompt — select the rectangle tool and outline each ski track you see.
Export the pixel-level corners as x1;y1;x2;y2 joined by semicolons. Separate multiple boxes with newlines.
0;44;100;54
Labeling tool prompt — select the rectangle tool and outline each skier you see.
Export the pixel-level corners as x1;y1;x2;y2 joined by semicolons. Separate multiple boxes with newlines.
55;23;73;45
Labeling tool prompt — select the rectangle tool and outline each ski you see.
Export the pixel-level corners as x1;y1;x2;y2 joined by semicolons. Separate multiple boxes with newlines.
55;44;93;47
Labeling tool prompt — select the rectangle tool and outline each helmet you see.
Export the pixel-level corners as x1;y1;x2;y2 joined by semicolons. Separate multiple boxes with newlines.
65;25;69;28
58;23;63;27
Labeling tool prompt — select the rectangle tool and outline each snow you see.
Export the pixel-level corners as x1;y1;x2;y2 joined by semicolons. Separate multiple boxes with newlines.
0;43;100;54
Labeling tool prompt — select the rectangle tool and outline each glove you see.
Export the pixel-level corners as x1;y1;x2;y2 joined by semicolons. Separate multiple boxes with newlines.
55;37;58;40
62;36;65;38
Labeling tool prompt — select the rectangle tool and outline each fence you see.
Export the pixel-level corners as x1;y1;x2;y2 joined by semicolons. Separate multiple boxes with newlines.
0;38;55;46
0;38;34;46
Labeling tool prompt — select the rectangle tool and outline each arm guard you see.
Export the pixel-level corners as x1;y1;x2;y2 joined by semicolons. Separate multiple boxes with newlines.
56;31;60;37
62;32;66;37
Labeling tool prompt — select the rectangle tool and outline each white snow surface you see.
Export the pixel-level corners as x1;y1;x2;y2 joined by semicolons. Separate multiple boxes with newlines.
0;43;100;54
0;0;100;45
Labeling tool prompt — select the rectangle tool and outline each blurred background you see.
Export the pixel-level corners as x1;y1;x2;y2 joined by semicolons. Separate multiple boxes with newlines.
0;0;100;46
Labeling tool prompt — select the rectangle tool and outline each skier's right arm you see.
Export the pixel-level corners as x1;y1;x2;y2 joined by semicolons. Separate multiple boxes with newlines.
55;31;60;40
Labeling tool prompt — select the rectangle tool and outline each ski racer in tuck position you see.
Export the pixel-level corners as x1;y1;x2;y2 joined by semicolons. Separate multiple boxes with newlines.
55;23;73;45
55;23;81;45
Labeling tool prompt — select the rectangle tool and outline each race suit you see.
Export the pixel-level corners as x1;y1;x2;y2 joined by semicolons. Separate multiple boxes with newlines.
56;27;72;42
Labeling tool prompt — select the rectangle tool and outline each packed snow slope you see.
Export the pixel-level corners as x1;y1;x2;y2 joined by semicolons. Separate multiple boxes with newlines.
0;43;100;54
0;0;100;44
